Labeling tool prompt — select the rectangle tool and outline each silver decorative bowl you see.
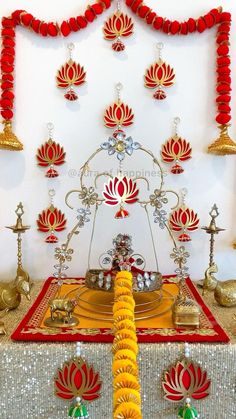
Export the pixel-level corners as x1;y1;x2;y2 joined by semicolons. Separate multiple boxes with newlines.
85;269;162;293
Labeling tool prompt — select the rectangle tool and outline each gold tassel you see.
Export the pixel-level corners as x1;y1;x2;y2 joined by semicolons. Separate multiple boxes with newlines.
0;121;23;151
208;124;236;155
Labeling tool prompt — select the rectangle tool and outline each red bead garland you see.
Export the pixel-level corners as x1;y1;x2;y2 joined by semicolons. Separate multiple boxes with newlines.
215;12;231;125
0;17;15;121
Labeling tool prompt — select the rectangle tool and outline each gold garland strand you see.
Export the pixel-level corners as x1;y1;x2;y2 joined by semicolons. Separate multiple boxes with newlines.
112;271;142;419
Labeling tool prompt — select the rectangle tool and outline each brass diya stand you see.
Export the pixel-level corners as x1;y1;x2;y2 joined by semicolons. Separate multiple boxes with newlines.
200;204;225;294
0;203;31;335
6;202;31;284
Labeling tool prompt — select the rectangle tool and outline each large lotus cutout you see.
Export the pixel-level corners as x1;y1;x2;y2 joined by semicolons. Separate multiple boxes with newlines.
103;176;139;206
55;358;102;401
162;360;211;402
103;175;139;218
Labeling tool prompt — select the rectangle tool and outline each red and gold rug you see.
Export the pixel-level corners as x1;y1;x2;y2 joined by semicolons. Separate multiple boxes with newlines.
11;276;229;343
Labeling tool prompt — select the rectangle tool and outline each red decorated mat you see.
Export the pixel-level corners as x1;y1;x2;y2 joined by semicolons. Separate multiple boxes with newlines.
11;276;229;343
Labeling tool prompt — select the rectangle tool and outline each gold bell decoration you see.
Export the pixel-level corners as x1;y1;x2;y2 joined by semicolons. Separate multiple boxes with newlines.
208;125;236;155
0;203;31;335
0;121;23;151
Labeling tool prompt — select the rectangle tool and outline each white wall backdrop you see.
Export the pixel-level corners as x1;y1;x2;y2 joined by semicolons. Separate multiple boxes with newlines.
1;0;236;281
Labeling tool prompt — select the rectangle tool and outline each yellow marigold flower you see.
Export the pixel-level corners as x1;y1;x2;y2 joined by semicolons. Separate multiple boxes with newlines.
114;329;138;343
115;288;132;298
113;373;141;391
113;388;141;407
116;295;135;308
113;309;134;321
116;271;133;281
114;319;136;332
115;279;132;290
112;338;138;355
112;359;138;377
113;301;134;314
114;349;137;364
112;359;137;374
114;402;142;419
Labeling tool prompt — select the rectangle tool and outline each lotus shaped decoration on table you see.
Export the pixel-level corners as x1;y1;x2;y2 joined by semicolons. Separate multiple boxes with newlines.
103;11;134;51
103;175;139;219
56;60;86;101
37;205;66;243
144;61;175;100
36;140;66;178
55;357;102;418
169;206;199;242
161;136;192;174
104;102;134;128
162;359;210;419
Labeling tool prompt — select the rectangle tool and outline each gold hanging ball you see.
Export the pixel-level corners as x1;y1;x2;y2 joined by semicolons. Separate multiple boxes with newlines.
208;125;236;155
232;242;236;250
0;121;23;151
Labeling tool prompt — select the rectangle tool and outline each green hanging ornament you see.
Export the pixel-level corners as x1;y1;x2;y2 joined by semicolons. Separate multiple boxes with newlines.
178;399;199;419
54;355;102;419
68;398;89;418
162;343;211;419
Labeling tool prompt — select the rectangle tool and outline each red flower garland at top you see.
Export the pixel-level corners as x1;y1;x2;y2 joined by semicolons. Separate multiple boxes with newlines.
0;1;233;142
125;1;232;127
0;0;112;122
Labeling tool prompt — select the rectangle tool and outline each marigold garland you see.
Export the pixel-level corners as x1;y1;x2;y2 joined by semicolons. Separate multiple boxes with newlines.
112;271;142;419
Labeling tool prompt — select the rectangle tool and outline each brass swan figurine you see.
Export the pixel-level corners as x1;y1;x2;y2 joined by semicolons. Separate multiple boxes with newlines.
0;274;31;311
203;263;236;307
0;274;31;335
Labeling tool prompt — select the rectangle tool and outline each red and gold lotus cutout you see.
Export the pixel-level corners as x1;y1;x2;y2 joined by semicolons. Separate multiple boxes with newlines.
169;206;199;242
104;102;134;128
162;360;211;402
144;60;175;100
103;175;139;218
55;357;102;417
36;140;66;178
37;205;66;243
56;59;86;101
161;136;192;174
103;11;134;51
